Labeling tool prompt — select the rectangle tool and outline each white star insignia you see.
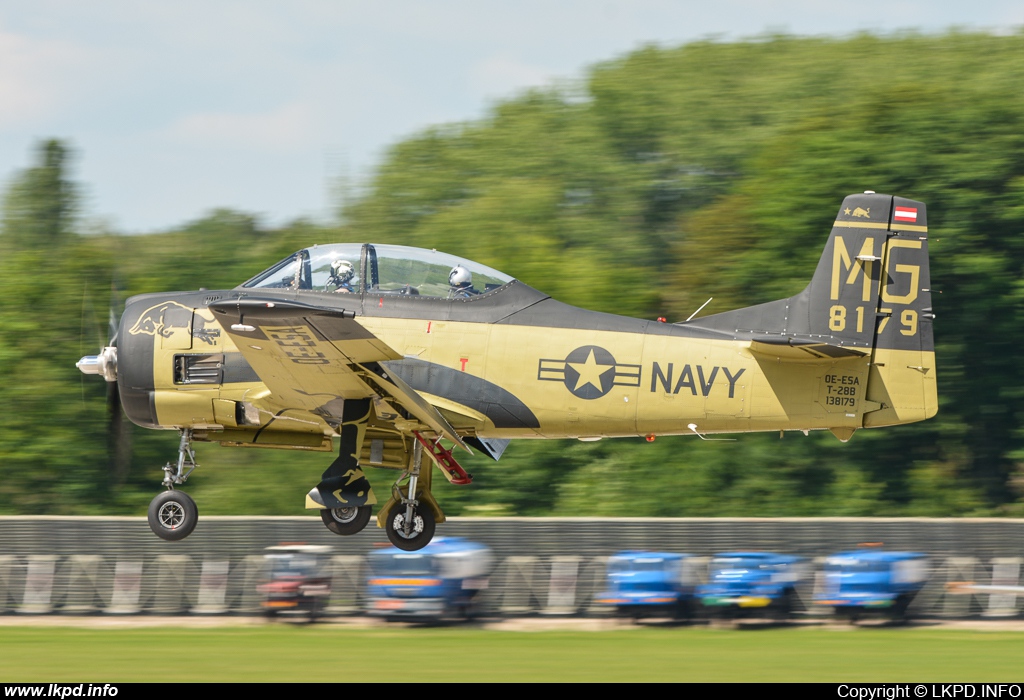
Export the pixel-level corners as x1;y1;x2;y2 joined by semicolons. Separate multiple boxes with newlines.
567;349;613;393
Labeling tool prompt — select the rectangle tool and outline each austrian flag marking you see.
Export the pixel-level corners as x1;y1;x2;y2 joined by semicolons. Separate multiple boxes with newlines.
894;206;918;222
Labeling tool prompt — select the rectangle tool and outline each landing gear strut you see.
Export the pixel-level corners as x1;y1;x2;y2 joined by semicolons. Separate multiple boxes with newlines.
383;439;436;551
147;429;199;541
310;399;377;537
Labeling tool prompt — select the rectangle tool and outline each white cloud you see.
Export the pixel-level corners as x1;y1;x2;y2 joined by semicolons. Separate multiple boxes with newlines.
162;102;321;153
0;28;101;128
469;54;557;101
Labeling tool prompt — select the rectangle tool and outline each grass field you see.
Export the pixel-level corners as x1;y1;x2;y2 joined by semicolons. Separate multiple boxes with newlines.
1;623;1023;682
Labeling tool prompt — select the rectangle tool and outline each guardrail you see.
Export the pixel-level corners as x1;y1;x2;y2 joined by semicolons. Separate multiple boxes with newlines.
1;516;1021;618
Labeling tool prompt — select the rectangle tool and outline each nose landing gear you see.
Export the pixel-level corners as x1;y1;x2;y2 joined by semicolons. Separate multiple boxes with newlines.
147;429;199;541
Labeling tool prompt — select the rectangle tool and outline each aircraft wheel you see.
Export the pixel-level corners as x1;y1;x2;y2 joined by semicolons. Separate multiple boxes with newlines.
385;503;435;551
320;506;372;536
147;490;198;541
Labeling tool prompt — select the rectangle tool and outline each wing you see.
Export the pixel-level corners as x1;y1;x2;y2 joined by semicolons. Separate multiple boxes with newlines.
209;297;467;449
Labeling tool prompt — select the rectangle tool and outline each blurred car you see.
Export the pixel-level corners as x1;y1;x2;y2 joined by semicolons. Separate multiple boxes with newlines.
596;551;699;620
815;548;929;623
698;551;808;620
258;543;333;621
366;537;493;621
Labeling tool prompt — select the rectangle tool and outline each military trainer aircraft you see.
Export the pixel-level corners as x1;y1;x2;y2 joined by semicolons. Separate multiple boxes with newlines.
77;192;936;550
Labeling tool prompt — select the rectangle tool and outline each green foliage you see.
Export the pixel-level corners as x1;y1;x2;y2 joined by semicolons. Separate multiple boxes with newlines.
1;140;78;247
4;31;1024;518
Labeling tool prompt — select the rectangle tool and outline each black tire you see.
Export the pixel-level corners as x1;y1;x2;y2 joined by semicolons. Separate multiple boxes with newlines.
774;589;794;621
384;502;436;551
147;490;198;541
891;595;911;624
304;598;320;624
320;505;372;536
673;598;694;623
836;607;860;625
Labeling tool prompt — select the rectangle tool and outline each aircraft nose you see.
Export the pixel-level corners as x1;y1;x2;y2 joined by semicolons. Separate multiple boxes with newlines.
77;346;118;383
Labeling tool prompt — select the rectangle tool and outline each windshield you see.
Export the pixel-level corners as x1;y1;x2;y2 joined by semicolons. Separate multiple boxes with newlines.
240;244;364;292
825;558;890;574
267;553;319;577
710;557;777;578
240;243;514;299
608;557;670;575
369;552;438;577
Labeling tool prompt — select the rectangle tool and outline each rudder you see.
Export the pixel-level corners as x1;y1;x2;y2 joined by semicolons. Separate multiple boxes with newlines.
801;193;936;426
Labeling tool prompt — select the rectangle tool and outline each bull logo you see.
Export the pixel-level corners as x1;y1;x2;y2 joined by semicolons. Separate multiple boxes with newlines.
851;207;871;218
129;301;221;345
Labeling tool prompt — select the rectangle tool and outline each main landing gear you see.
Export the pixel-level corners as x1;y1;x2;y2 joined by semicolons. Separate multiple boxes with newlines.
320;505;373;535
382;439;437;551
309;417;470;551
147;429;199;541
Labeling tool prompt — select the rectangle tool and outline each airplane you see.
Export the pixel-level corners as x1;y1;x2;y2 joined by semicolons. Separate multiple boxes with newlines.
77;191;937;550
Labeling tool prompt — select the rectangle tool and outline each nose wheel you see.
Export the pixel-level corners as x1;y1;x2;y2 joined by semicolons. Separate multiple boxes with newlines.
147;429;200;541
148;490;198;541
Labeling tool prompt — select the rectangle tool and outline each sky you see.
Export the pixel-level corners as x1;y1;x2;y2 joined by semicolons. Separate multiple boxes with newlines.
1;1;1022;233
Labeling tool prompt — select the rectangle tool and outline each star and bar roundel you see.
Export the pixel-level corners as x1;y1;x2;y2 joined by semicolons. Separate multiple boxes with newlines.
537;345;642;399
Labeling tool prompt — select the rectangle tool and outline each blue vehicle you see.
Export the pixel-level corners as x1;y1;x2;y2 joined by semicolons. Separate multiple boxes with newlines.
698;552;809;620
596;551;699;620
366;537;493;621
815;549;929;622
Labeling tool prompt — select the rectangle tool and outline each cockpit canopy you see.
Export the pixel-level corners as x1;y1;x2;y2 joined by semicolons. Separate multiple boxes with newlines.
239;243;515;299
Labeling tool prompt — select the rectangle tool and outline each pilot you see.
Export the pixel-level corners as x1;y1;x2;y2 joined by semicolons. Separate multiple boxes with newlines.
448;265;477;298
328;259;355;293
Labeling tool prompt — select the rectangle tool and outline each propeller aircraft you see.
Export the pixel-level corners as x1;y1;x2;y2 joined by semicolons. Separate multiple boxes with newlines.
77;192;937;550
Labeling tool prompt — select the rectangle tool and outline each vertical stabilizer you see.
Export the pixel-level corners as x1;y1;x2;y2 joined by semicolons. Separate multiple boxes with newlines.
685;192;937;430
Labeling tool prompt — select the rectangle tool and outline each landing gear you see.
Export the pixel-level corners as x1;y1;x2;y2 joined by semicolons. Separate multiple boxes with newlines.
148;490;198;541
307;397;464;550
148;429;199;541
320;505;373;535
385;501;436;551
310;399;377;538
383;437;437;551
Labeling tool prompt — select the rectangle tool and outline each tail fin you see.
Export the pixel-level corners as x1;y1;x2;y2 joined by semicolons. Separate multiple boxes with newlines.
688;192;937;427
802;194;927;345
805;193;937;425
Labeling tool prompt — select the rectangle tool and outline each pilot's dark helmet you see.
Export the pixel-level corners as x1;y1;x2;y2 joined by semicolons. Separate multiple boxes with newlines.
331;259;354;283
449;265;472;288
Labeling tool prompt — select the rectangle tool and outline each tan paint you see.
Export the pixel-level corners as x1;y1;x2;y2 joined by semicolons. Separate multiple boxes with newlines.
151;299;936;446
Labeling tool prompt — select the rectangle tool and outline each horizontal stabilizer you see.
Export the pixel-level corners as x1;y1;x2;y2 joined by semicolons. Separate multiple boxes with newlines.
748;338;867;361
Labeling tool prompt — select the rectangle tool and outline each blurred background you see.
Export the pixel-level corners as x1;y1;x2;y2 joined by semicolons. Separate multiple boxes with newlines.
1;3;1024;525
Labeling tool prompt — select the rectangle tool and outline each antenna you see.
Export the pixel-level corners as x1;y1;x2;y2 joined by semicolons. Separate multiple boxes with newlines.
684;297;713;322
687;423;735;441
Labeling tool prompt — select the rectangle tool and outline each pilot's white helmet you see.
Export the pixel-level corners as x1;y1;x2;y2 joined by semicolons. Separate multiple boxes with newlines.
449;265;472;288
331;259;354;282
